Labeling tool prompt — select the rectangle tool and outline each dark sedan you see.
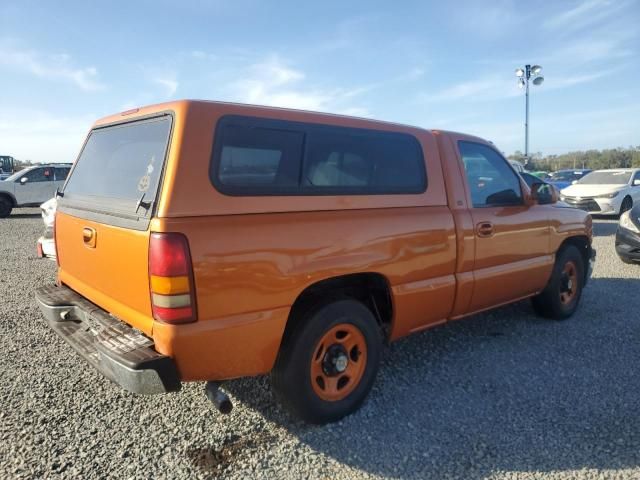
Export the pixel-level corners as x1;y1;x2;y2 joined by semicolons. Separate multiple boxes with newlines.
616;203;640;264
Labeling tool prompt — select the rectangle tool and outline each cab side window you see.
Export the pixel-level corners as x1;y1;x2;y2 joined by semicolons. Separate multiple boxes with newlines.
21;167;53;183
55;167;71;181
458;141;523;207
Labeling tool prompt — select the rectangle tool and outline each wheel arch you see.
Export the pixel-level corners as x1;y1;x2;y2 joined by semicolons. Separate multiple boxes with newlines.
558;235;591;283
620;194;633;214
281;272;394;348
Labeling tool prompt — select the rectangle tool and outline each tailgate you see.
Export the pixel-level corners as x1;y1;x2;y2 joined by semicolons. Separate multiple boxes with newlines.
55;114;173;336
57;212;154;334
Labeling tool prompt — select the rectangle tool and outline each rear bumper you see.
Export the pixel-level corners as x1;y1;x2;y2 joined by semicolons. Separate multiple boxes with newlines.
35;284;181;394
37;236;56;259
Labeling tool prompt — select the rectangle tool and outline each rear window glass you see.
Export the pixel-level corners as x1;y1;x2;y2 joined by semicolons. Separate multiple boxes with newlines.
217;124;303;189
64;116;171;202
303;130;425;192
211;116;426;195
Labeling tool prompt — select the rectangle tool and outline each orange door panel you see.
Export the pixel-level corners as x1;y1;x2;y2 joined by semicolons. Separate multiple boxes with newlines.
448;134;553;312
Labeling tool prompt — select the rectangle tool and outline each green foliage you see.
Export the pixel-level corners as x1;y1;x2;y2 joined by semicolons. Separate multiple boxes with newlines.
508;146;640;172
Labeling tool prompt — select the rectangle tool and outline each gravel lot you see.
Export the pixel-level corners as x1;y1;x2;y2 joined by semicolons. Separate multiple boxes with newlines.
1;209;639;479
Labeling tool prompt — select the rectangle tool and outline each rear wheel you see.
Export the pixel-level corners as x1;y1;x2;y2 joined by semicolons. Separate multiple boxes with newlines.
271;299;382;424
620;196;633;215
532;245;585;320
0;196;13;218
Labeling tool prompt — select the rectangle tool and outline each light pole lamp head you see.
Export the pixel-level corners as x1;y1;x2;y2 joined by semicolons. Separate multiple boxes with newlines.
515;68;525;77
532;76;544;86
531;65;543;75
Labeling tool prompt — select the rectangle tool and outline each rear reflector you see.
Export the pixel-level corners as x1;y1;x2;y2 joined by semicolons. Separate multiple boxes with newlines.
149;233;197;324
150;275;190;295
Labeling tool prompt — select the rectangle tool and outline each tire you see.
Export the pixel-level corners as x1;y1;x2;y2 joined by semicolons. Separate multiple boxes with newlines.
0;196;12;218
620;196;633;215
532;245;585;320
271;298;382;424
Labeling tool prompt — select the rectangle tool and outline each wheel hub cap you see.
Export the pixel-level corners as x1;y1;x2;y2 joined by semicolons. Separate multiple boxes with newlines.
334;354;348;373
323;345;349;376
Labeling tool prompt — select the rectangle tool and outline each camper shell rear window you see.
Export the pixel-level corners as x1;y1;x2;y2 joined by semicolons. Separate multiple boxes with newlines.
59;114;173;230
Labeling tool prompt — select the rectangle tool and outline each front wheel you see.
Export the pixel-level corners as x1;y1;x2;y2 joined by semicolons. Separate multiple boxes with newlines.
532;245;585;320
0;196;12;218
271;299;382;424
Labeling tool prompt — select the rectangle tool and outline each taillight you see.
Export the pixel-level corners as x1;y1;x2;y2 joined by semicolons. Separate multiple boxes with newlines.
149;233;197;324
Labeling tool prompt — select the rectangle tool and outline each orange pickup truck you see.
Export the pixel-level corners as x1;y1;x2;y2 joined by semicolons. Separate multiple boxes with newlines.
36;100;595;424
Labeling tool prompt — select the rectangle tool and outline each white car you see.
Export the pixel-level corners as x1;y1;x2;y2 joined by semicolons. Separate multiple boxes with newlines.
0;164;71;217
560;168;640;216
37;197;57;259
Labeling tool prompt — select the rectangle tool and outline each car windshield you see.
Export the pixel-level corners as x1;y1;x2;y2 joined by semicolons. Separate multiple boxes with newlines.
550;171;584;181
577;171;631;185
4;169;30;182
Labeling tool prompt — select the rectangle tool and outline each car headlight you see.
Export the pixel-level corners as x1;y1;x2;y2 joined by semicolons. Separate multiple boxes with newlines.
620;210;640;233
596;191;620;199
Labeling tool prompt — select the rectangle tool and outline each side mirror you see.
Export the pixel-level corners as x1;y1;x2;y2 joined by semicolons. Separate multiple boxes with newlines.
20;177;28;184
531;182;557;205
571;180;578;184
633;179;640;186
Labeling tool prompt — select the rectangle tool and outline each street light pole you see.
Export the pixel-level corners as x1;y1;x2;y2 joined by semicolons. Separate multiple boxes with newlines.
516;64;543;165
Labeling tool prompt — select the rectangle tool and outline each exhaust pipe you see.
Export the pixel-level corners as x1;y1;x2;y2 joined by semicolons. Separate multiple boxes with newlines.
205;381;233;414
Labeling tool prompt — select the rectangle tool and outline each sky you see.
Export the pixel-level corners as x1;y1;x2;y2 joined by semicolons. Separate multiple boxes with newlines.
0;0;638;163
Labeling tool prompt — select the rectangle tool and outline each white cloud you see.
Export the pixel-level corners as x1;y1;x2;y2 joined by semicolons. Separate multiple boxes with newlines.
420;75;519;103
0;45;105;91
421;63;621;105
0;110;93;163
153;77;178;96
543;0;625;31
232;55;370;113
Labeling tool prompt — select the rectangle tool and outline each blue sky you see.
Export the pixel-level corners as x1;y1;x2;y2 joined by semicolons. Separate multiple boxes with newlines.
1;0;638;163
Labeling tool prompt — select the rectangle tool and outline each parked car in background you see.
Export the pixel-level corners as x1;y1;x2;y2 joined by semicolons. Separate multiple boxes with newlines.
0;155;15;181
548;169;592;190
560;168;640;216
37;197;57;259
509;160;525;173
36;100;595;424
520;172;560;197
0;163;71;217
616;203;640;264
530;171;550;180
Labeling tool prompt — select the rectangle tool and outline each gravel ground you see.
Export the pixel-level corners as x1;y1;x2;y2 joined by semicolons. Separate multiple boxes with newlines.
1;208;639;480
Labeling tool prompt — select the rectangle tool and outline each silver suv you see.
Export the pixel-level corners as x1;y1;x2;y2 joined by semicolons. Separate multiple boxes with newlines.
0;164;71;217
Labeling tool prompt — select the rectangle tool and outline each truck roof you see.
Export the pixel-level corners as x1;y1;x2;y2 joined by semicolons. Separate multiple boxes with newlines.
93;99;490;144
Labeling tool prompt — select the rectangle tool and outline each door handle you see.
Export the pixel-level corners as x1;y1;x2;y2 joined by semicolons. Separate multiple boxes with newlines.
476;222;494;238
83;227;97;248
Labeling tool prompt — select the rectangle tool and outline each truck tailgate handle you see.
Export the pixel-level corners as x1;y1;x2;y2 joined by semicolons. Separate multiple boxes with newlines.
476;222;494;238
